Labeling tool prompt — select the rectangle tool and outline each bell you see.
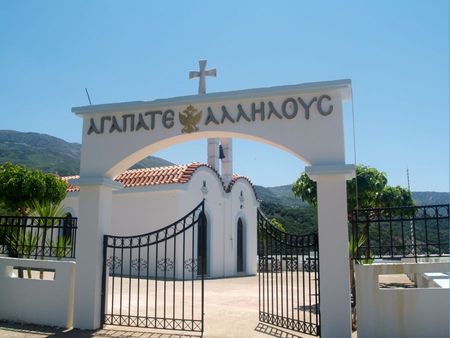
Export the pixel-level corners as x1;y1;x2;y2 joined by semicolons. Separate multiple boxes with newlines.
219;144;226;159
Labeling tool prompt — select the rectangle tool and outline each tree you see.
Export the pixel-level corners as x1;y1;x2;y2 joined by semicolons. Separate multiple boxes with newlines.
260;201;318;235
292;165;414;213
269;218;286;232
0;162;67;216
257;214;286;261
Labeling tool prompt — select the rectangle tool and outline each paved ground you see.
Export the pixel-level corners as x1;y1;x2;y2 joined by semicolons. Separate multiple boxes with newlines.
378;273;415;288
0;276;357;338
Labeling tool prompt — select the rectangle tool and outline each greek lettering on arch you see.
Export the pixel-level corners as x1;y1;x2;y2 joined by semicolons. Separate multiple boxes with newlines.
162;110;175;129
87;118;101;135
220;106;235;123
145;111;162;130
236;104;251;122
109;116;122;133
317;95;333;116
100;116;111;133
267;101;283;120
297;96;317;120
205;107;220;125
281;98;298;119
122;114;135;132
136;113;149;131
251;102;265;121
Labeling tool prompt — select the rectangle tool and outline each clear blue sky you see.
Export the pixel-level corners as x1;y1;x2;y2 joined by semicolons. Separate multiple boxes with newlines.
1;1;448;191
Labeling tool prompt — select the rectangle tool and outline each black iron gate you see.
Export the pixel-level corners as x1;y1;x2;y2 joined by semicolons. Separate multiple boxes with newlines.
257;209;320;336
101;200;206;332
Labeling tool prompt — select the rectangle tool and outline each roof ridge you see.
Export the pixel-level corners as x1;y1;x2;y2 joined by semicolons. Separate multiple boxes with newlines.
60;163;257;200
226;175;258;199
123;163;193;173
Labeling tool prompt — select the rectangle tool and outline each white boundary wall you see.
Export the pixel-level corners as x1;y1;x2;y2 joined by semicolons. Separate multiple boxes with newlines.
0;257;76;328
355;262;449;338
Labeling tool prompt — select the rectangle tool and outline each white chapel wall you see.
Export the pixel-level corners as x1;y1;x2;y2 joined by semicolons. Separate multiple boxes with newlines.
110;188;184;236
63;193;79;217
61;166;258;279
180;166;228;277
230;179;259;276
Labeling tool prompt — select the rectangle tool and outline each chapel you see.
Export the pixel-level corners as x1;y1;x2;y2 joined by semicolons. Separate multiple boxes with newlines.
61;139;259;278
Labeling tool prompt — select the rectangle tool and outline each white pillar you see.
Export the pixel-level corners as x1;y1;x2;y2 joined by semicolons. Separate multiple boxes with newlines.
72;177;123;329
306;164;355;338
220;138;233;187
207;138;219;170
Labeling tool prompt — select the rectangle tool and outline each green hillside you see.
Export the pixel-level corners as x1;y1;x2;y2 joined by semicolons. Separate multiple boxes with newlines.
0;130;173;175
0;130;81;176
412;191;449;205
256;184;448;235
256;183;448;209
255;184;308;208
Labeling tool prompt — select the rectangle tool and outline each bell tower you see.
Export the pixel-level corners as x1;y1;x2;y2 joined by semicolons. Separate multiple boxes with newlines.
189;59;233;185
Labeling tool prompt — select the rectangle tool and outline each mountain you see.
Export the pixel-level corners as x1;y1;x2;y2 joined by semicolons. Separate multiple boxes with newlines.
256;183;448;209
0;130;173;176
254;184;307;208
129;157;175;170
412;192;449;206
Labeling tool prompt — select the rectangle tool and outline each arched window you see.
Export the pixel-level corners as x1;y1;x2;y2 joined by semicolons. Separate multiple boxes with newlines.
62;212;73;239
237;218;244;273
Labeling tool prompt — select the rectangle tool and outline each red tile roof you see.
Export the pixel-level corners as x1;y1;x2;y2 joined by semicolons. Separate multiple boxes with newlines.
115;162;206;188
62;162;223;192
62;175;82;192
228;174;257;196
62;162;257;197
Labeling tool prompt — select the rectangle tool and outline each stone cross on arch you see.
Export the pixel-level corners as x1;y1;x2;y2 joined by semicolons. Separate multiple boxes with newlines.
189;59;216;95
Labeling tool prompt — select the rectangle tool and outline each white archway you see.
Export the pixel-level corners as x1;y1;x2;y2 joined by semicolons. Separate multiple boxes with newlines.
74;80;350;179
71;80;355;338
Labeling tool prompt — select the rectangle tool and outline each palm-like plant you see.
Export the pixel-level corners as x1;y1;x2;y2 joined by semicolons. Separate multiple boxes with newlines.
31;200;65;279
32;200;65;218
47;236;72;260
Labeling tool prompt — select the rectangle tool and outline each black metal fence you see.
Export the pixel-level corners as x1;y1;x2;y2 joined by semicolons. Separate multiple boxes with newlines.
351;204;449;261
0;216;77;259
257;209;320;336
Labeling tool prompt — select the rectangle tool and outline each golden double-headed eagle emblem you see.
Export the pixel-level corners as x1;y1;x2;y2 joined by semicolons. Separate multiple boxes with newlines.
179;105;202;133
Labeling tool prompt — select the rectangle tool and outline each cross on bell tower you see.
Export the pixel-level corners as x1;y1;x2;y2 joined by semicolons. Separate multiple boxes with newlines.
189;60;233;186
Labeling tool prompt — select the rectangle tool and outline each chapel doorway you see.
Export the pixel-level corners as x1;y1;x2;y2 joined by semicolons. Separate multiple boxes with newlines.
197;211;208;276
237;218;244;273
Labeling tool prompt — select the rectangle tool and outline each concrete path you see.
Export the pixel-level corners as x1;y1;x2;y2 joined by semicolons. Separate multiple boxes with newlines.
0;276;357;338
